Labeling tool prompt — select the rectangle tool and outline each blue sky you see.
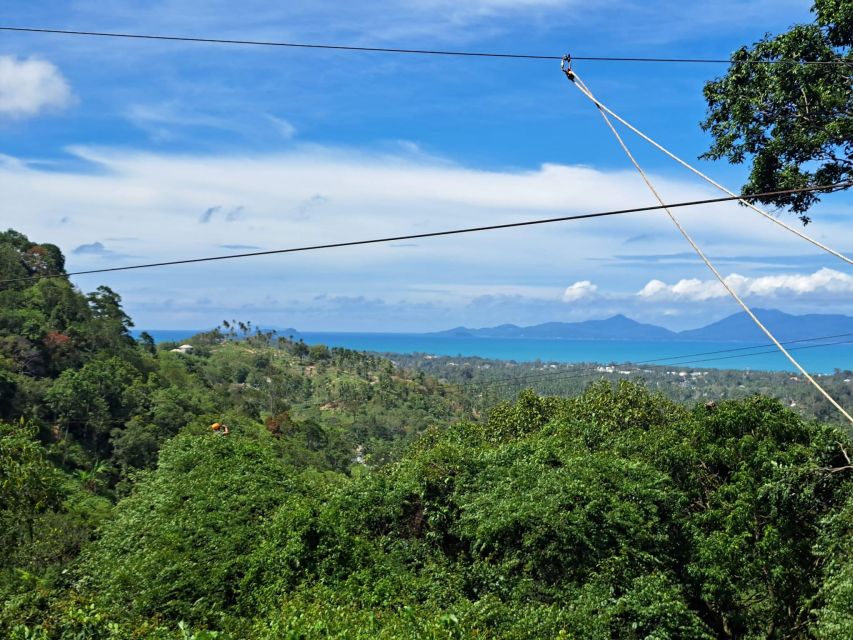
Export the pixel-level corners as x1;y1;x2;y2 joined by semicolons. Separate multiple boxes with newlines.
1;0;851;331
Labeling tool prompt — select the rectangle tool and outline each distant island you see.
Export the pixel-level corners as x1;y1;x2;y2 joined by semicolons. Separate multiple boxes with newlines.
430;309;853;343
137;309;853;348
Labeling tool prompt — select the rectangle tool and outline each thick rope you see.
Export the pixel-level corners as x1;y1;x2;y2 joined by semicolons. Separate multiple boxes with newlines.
569;72;853;426
570;76;852;267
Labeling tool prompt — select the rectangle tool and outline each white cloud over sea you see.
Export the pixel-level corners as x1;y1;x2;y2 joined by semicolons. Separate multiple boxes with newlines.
563;280;598;302
638;268;853;302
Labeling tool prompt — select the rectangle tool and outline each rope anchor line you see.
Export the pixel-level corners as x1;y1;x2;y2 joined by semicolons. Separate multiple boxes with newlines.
565;69;853;426
564;68;852;267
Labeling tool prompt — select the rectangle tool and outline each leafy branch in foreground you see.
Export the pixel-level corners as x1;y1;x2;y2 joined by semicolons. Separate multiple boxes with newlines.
702;0;852;222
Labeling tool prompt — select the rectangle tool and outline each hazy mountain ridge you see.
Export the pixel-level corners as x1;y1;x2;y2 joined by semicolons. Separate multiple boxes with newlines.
431;309;853;342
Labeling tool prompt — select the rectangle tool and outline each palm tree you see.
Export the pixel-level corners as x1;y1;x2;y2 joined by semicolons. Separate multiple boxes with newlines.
76;459;108;492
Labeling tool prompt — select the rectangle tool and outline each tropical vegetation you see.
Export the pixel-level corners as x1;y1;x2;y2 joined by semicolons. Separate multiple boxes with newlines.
2;229;852;638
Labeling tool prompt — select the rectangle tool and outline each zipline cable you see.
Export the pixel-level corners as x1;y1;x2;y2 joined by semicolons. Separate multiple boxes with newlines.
467;331;853;389
0;183;848;288
566;69;853;425
0;26;556;60
563;56;852;267
1;26;851;66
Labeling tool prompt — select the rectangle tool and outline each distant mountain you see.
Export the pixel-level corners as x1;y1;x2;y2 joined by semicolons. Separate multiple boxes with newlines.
431;309;853;343
432;314;677;340
677;309;853;342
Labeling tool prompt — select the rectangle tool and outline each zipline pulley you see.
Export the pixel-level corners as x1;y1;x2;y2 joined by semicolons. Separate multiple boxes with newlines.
561;54;575;81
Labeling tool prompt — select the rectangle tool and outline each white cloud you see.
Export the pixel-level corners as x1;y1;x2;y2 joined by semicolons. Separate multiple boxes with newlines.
563;280;598;302
1;143;847;274
126;103;231;129
0;56;74;119
2;143;852;328
125;103;297;142
637;279;669;298
637;268;853;302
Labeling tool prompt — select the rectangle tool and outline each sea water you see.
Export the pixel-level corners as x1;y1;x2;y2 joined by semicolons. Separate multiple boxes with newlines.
133;329;853;374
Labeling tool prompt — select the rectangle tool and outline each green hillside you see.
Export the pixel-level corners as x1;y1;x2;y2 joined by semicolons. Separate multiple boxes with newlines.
2;230;852;639
390;353;853;429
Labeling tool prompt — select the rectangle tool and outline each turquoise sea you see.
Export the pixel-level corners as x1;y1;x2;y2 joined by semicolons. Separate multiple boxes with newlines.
134;329;853;374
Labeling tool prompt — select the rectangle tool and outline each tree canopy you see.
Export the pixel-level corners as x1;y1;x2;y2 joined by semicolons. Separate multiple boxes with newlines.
59;385;853;639
2;229;853;638
702;0;852;222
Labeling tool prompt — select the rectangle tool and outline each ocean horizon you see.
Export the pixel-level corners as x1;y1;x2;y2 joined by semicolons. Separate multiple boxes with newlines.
132;329;853;374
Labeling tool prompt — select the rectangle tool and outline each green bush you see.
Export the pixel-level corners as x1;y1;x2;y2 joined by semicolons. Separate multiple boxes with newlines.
79;434;295;626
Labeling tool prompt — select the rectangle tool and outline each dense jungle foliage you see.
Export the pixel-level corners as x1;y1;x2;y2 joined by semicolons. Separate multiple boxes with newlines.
2;229;852;639
391;353;853;429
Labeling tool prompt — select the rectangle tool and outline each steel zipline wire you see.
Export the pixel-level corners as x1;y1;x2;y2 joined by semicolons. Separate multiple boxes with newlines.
560;57;853;266
0;183;849;288
1;26;851;66
564;69;853;424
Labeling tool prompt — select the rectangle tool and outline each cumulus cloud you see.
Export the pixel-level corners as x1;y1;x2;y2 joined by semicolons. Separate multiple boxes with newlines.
0;56;74;119
637;268;853;302
562;280;598;302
